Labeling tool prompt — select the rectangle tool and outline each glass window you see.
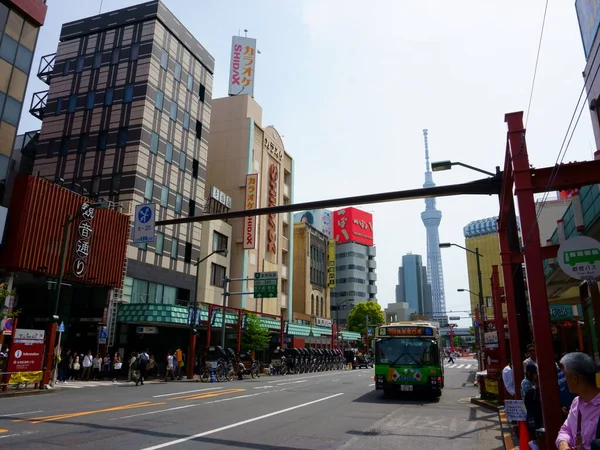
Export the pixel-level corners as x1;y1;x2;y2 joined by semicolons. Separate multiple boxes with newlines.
85;92;95;110
14;44;33;72
165;142;173;163
93;51;102;69
7;67;26;102
150;132;159;154
169;102;177;120
19;22;38;51
78;134;88;153
5;10;23;41
130;42;139;61
0;92;5;117
59;136;68;155
183;112;190;130
179;150;186;170
118;128;128;148
155;232;164;255
195;120;203;139
68;94;77;113
174;62;181;80
210;263;226;286
0;120;14;153
111;48;119;65
199;84;206;103
153;284;164;303
0;5;9;34
138;242;147;251
0;154;9;180
3;95;21;126
0;35;18;64
63;59;71;75
160;50;168;69
54;98;63;115
104;88;114;106
187;73;193;91
212;232;228;252
163;286;176;304
160;185;169;207
375;338;439;366
155;89;163;109
123;83;134;103
111;173;121;193
97;130;107;150
175;193;182;213
132;279;149;303
144;177;153;200
0;59;9;91
188;199;195;216
184;242;192;263
171;238;178;259
75;55;84;73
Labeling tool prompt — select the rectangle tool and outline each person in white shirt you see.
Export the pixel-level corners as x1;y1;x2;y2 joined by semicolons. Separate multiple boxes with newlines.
502;361;515;397
82;351;94;381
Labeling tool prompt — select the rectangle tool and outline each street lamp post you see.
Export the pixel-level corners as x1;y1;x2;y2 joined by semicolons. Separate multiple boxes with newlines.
440;242;485;370
187;248;227;379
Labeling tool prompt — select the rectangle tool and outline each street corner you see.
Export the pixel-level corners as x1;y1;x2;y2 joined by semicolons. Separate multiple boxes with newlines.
498;410;517;450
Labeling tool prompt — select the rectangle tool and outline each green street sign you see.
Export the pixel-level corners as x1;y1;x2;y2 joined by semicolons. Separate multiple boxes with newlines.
254;271;278;298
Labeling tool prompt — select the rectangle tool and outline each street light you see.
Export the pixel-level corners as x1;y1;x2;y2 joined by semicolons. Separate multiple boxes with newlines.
457;288;477;296
187;248;227;379
53;201;106;320
431;160;496;177
440;242;485;369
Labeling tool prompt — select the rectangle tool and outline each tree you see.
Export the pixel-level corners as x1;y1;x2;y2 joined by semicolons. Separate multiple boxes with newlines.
0;281;17;321
453;336;465;348
468;326;475;336
240;314;271;352
347;301;385;336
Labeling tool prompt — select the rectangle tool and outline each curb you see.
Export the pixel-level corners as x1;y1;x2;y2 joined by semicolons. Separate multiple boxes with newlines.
0;388;55;399
470;396;501;411
498;410;517;450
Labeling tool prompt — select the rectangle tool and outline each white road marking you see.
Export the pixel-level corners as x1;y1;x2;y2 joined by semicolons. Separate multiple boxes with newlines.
465;364;472;369
0;431;38;439
0;411;43;417
274;380;307;387
113;404;199;420
253;386;274;389
141;393;345;450
203;392;267;404
457;364;465;369
332;379;339;382
152;387;221;398
368;383;375;387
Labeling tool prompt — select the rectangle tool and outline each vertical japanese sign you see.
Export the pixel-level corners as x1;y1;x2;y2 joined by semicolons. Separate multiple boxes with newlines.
267;164;279;254
244;174;259;249
73;202;96;278
327;239;336;289
228;36;257;97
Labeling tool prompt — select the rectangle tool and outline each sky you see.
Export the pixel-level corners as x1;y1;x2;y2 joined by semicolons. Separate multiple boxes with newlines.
20;0;595;328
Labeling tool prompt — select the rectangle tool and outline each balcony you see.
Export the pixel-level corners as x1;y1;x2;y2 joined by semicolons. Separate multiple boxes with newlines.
367;272;377;282
367;246;377;257
367;259;377;269
368;285;377;295
29;90;48;120
281;236;289;252
281;265;288;279
37;53;55;85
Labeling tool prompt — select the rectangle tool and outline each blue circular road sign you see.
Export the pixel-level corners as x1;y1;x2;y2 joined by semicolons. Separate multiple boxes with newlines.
138;206;153;224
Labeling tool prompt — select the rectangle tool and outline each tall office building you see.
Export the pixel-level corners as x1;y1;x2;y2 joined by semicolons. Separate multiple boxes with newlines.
420;129;446;322
395;253;432;317
0;0;47;192
206;94;293;319
26;1;214;340
331;207;377;326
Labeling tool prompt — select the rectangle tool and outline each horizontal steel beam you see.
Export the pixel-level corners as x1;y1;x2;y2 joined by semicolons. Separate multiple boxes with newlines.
156;176;502;226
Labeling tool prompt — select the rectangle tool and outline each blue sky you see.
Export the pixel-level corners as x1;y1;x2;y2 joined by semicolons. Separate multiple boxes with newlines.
21;0;595;328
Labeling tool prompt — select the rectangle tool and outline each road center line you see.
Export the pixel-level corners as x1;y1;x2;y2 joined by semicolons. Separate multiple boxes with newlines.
274;380;307;387
0;411;43;417
113;403;200;420
140;393;344;450
368;383;375;386
152;387;221;398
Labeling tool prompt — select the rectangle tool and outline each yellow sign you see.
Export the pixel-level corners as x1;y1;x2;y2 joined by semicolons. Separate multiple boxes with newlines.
327;239;336;289
9;371;43;384
485;379;499;395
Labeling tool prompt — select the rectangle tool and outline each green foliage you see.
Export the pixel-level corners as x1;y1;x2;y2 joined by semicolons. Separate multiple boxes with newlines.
347;301;385;336
241;314;271;352
453;336;465;348
468;326;475;336
0;281;16;321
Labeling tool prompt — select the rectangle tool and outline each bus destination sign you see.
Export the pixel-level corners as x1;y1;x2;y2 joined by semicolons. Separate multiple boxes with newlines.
379;326;434;337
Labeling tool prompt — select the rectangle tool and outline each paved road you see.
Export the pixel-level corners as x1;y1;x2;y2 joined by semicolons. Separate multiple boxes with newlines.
0;364;502;449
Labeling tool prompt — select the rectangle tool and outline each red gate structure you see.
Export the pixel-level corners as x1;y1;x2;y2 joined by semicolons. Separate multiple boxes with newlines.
499;111;600;447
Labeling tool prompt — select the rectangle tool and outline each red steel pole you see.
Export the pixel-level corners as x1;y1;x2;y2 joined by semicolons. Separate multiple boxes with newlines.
491;265;507;402
41;321;58;388
506;111;561;447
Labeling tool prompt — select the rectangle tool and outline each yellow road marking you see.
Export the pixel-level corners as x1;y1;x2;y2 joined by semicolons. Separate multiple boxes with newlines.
14;402;167;424
0;429;8;433
168;388;245;401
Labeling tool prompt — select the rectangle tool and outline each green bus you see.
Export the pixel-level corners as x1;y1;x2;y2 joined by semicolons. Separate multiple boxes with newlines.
374;321;444;398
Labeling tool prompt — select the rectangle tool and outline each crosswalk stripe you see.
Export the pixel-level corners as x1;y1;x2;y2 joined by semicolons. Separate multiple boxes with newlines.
457;364;465;368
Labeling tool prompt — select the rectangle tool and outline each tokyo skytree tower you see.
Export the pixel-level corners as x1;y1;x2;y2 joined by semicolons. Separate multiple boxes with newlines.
420;129;447;320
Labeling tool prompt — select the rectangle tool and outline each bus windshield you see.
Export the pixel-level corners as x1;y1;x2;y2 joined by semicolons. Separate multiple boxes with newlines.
376;337;439;367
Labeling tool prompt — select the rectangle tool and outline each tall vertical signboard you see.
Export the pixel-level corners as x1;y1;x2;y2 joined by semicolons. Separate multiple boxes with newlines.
267;164;279;254
228;36;257;97
244;174;259;249
576;0;600;60
327;239;336;289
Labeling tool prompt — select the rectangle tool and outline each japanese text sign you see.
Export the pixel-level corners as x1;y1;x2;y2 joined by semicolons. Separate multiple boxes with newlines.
333;207;374;246
73;202;96;278
244;173;259;249
558;235;600;281
228;36;257;97
379;326;433;337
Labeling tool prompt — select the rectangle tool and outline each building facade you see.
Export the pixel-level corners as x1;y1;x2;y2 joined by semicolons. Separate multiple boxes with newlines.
29;1;214;312
395;253;432;317
292;222;331;326
206;94;293;319
0;0;47;191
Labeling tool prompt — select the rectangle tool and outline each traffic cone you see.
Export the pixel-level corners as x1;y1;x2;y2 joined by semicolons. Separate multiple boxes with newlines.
519;421;530;450
209;369;215;383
